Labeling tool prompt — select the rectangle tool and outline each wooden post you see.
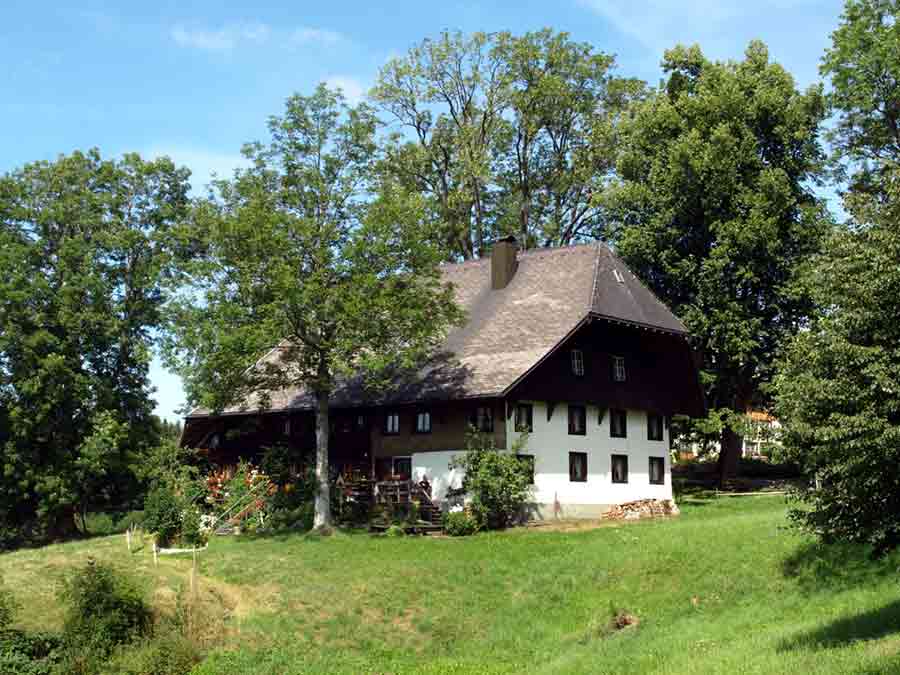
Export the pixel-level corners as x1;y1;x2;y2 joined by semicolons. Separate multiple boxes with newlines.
190;549;197;597
126;527;131;552
152;542;158;566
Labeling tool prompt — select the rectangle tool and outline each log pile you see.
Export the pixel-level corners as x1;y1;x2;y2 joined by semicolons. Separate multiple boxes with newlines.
603;499;680;521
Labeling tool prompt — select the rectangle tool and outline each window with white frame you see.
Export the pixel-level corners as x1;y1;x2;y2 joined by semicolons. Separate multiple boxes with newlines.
571;349;585;376
415;410;431;434
515;403;533;433
384;412;400;435
569;452;588;482
647;413;664;441
611;454;629;484
649;456;665;485
612;355;626;382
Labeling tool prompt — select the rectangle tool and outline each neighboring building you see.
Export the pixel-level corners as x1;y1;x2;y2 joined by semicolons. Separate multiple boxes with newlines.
674;410;782;461
181;238;705;518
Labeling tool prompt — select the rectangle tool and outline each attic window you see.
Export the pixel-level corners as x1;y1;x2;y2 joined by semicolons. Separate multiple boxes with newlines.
612;355;626;382
384;412;400;435
613;269;625;284
571;349;585;377
415;411;432;434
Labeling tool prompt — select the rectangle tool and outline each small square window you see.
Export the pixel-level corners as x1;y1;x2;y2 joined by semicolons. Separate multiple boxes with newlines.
571;349;585;377
647;413;664;441
649;456;665;485
384;412;400;435
612;356;626;382
515;404;533;433
568;405;586;436
611;454;629;484
517;454;535;484
569;452;588;482
415;411;431;434
470;405;494;433
610;409;627;438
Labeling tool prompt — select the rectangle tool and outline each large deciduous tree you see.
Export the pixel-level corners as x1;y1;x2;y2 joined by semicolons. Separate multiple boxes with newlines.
164;86;462;530
0;150;190;545
773;0;900;554
371;29;642;259
604;42;830;480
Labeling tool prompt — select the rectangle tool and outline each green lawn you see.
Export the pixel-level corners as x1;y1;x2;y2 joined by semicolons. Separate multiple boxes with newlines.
3;495;900;674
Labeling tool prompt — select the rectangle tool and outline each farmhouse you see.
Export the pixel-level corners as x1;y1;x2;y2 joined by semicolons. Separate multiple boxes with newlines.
181;237;704;518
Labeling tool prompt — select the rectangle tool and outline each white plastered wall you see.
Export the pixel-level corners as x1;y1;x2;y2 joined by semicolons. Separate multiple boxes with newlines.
410;401;672;517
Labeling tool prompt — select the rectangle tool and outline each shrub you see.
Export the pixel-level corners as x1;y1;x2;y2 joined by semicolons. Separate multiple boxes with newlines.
451;431;534;529
0;630;63;675
0;578;18;631
385;524;406;537
104;631;201;675
143;485;183;548
59;562;152;656
443;510;479;536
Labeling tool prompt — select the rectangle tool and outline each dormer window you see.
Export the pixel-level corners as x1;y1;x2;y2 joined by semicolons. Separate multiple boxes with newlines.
571;349;585;377
612;355;626;382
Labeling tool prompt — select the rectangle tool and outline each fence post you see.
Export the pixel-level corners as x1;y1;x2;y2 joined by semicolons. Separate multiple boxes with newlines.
152;542;158;566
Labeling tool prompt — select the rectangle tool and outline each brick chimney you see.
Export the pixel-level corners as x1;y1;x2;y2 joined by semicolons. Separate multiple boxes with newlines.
491;235;519;290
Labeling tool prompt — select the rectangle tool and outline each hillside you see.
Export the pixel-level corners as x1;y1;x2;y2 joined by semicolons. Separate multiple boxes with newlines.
2;496;899;674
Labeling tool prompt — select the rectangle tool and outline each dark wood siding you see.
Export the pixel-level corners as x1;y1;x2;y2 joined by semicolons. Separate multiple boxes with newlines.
507;319;704;417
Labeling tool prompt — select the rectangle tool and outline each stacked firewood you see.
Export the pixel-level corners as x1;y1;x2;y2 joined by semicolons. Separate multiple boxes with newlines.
603;499;680;521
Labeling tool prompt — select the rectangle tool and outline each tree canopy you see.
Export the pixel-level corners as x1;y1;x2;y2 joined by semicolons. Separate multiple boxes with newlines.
164;85;463;529
604;42;831;478
0;150;191;545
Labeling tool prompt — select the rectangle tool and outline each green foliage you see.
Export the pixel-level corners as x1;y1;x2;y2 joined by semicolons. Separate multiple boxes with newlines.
59;562;152;657
142;485;184;548
0;149;191;547
605;41;830;474
384;524;406;538
0;579;17;631
442;510;479;536
164;85;464;530
774;167;900;555
822;0;900;190
451;431;533;529
0;630;63;675
372;29;644;257
103;631;201;675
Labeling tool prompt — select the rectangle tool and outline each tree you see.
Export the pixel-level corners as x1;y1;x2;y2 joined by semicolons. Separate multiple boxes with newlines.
371;29;642;259
164;85;462;530
773;169;900;554
0;150;190;545
821;0;900;192
604;42;830;480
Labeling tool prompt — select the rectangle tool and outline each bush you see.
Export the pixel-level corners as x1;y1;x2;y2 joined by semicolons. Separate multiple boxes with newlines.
443;510;479;536
59;562;152;656
143;485;183;548
384;524;406;537
103;631;201;675
0;630;63;675
450;431;534;529
0;579;18;631
267;502;314;532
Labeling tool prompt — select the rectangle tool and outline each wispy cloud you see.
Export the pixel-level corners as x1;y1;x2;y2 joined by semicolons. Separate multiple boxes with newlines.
324;75;367;104
577;0;837;86
171;21;346;52
291;27;344;47
170;22;270;51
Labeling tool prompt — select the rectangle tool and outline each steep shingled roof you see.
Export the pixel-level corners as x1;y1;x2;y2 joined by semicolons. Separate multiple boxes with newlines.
187;243;688;417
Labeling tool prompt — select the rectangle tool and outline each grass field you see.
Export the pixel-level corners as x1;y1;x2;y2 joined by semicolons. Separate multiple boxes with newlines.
2;494;900;674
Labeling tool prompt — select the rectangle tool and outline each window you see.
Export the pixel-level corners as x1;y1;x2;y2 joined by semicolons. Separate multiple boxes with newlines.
612;355;626;382
647;413;664;441
610;409;627;438
515;403;533;433
649;457;665;485
569;452;588;482
384;412;400;435
571;349;585;376
471;405;494;432
517;454;535;484
611;454;629;484
355;415;366;431
568;405;586;435
283;418;291;436
415;410;432;434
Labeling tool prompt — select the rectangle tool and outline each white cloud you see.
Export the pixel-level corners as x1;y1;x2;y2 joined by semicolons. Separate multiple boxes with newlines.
324;75;367;104
171;22;345;52
170;22;270;51
291;27;344;46
141;145;250;192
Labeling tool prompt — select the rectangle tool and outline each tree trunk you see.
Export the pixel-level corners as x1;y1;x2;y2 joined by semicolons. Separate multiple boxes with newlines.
313;392;332;530
717;425;743;486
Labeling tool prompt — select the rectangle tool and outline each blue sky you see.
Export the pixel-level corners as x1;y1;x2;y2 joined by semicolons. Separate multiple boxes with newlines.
1;0;846;421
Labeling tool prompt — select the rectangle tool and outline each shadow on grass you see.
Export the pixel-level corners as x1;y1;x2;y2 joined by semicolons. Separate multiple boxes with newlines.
782;540;900;594
779;599;900;651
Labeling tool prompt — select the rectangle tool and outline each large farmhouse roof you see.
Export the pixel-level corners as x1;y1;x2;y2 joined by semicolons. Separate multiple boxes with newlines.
187;241;689;418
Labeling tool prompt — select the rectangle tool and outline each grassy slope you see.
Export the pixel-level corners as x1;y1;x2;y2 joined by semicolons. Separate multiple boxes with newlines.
2;495;900;674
